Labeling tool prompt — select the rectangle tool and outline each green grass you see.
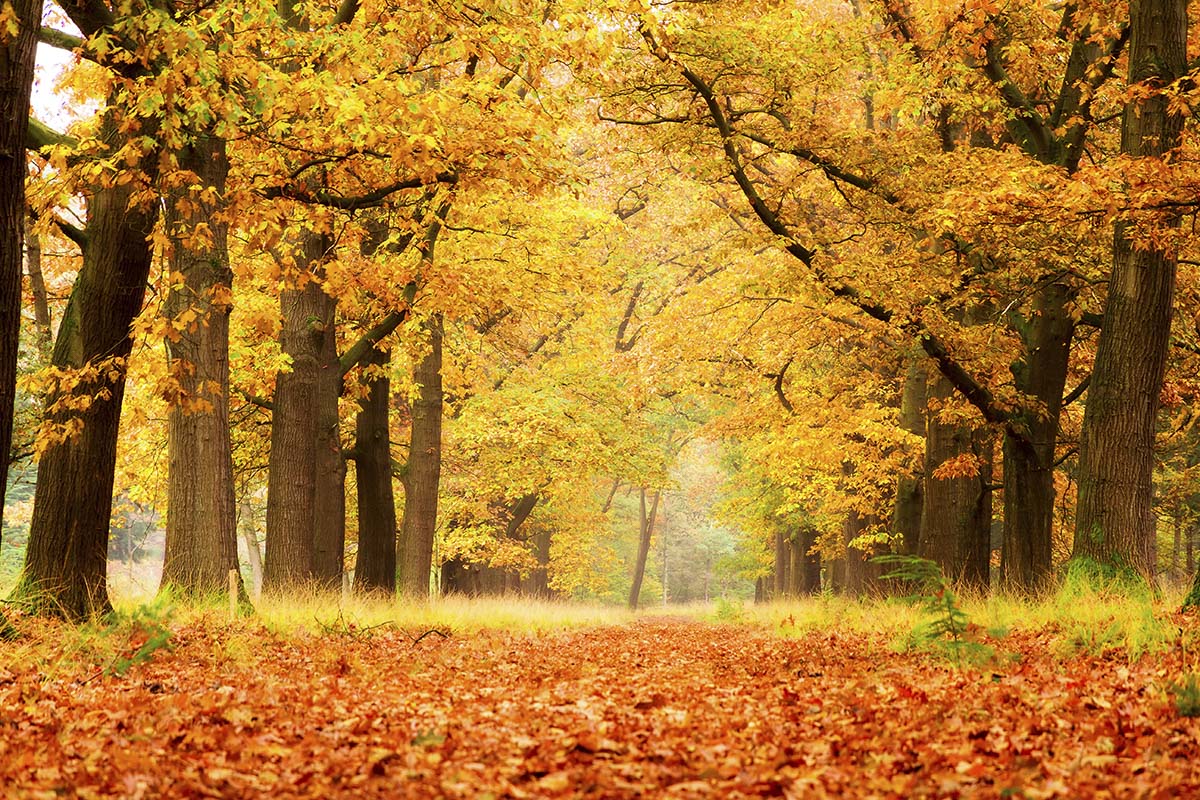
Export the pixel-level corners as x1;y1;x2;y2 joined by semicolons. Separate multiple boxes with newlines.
1;566;1193;677
249;589;635;635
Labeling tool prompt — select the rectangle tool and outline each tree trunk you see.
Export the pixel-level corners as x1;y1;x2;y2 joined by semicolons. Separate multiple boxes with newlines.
773;528;788;598
1002;282;1076;592
263;234;335;591
919;371;992;590
311;305;346;589
19;169;158;619
398;313;444;598
24;217;50;351
238;497;263;597
159;136;243;602
353;345;396;594
893;359;926;555
0;0;42;532
1189;523;1195;575
1073;0;1186;579
843;510;883;594
797;527;821;594
627;487;660;610
528;526;552;598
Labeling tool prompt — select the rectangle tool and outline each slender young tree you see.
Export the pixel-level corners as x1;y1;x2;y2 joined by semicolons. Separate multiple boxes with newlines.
628;488;661;611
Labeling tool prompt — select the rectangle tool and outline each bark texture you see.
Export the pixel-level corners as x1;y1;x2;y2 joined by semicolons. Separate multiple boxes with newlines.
919;372;993;590
263;234;336;591
0;0;42;526
1001;281;1075;591
353;345;396;593
893;359;926;556
398;314;444;598
1072;0;1187;578
159;136;243;600
20;172;158;618
627;488;661;610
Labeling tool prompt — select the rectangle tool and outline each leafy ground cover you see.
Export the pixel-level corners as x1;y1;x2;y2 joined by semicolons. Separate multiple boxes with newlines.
3;605;1200;799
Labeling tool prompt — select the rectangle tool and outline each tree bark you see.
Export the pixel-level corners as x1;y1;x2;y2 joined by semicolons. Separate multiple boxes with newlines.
528;525;552;598
919;371;992;590
311;302;346;589
263;234;335;591
19;168;158;619
1073;0;1187;579
1001;281;1075;592
398;313;444;598
238;497;263;597
159;136;244;602
893;359;926;555
0;0;42;531
797;526;821;594
24;217;50;351
627;487;660;610
353;345;396;594
843;510;883;595
773;528;788;598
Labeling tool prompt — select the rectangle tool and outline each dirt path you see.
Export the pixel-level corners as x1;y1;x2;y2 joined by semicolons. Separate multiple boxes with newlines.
2;619;1198;798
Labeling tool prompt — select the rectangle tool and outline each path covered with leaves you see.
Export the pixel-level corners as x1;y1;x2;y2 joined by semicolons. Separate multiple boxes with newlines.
2;617;1199;798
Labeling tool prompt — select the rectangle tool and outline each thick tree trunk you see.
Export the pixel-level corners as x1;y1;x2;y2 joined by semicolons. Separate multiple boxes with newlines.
843;510;883;595
311;308;346;588
528;526;552;598
1073;0;1186;579
627;488;660;610
797;527;821;594
398;314;444;598
0;0;42;531
159;136;243;601
919;372;992;590
893;359;926;555
353;345;396;593
1002;282;1075;592
19;174;158;618
263;234;335;591
773;528;789;598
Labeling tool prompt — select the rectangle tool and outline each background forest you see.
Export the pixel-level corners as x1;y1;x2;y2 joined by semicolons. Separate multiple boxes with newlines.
1;0;1199;619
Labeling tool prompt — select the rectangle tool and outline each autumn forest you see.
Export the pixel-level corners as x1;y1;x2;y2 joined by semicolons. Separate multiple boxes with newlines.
2;0;1200;796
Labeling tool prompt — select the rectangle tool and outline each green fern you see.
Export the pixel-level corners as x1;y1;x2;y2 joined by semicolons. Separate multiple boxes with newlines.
874;554;993;669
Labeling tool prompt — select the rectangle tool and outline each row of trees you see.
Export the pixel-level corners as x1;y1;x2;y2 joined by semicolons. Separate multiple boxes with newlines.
2;0;1199;618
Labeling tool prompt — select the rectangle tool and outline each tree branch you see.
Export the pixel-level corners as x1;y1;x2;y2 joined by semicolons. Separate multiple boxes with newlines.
55;0;114;38
39;26;85;53
26;117;76;151
1062;375;1090;407
260;172;457;210
980;36;1053;160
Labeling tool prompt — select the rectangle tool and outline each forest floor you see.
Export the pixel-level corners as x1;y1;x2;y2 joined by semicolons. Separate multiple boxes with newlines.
2;610;1200;798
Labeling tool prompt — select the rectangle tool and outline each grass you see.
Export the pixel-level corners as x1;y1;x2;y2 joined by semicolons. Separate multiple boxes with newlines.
736;572;1191;663
1;567;1194;682
250;589;635;635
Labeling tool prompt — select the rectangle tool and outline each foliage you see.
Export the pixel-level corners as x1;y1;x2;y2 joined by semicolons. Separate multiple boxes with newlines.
1168;673;1200;718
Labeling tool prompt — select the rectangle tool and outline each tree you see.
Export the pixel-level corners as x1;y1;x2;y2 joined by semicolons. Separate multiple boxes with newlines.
627;487;661;610
0;0;42;534
1072;0;1189;579
159;134;244;601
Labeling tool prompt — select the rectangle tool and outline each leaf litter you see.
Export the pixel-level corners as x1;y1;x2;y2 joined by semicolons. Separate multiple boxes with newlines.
2;618;1199;798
